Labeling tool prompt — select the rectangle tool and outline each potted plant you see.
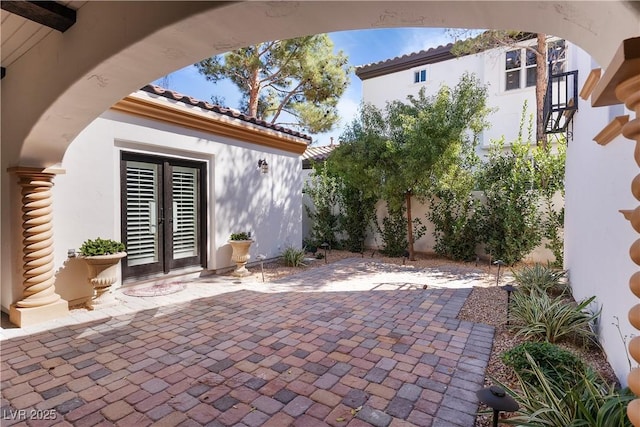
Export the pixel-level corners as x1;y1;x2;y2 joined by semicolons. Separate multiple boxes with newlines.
79;238;127;309
228;232;253;277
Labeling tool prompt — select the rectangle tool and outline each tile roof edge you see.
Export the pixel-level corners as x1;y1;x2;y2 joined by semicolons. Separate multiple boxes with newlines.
139;84;312;141
355;32;541;81
355;43;456;80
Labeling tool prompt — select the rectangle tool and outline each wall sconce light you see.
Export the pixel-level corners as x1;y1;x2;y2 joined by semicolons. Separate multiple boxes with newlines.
258;159;269;174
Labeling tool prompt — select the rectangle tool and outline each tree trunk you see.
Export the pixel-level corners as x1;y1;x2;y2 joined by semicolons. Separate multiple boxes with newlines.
535;33;548;148
248;67;260;118
406;192;415;261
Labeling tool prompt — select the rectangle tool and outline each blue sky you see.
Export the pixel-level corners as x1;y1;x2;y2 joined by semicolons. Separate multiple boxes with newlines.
152;28;459;146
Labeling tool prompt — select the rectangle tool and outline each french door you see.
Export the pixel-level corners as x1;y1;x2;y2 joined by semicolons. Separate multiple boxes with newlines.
120;152;206;278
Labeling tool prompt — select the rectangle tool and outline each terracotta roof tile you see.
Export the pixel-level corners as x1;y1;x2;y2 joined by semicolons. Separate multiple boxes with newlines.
356;32;539;81
355;43;455;80
141;85;312;142
301;144;338;168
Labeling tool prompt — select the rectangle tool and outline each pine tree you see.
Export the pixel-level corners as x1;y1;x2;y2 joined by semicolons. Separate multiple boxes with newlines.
195;35;351;134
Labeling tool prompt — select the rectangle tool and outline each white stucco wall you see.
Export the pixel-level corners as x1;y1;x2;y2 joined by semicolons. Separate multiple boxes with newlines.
361;39;580;152
40;99;303;307
565;52;637;386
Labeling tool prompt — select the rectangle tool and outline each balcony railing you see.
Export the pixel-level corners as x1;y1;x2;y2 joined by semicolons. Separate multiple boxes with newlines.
543;68;578;134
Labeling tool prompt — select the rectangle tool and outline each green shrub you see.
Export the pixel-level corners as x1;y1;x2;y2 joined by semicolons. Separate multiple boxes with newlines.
339;184;376;253
501;342;587;387
230;232;252;240
79;238;125;256
494;354;631;427
282;246;306;267
303;238;318;253
513;263;567;295
475;135;542;265
510;290;599;345
303;165;340;248
542;202;565;268
378;209;408;257
378;204;426;257
429;189;480;261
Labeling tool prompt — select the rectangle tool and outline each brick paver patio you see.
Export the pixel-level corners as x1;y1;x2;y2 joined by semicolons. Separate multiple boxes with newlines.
1;259;495;426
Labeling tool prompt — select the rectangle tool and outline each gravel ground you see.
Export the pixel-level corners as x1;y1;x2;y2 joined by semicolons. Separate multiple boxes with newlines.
231;249;619;426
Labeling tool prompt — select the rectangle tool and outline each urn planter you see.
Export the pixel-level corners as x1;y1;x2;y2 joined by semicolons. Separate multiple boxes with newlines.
229;240;254;277
81;252;127;309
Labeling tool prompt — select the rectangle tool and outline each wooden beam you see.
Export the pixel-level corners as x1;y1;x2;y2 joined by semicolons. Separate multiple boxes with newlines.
579;68;601;100
1;1;76;33
593;115;629;146
592;37;640;107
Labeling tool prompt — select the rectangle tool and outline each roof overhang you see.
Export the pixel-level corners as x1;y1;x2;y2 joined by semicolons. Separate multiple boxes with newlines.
111;92;310;155
356;45;455;80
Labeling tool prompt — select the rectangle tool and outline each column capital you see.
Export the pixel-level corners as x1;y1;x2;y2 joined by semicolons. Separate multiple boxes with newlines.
7;166;65;176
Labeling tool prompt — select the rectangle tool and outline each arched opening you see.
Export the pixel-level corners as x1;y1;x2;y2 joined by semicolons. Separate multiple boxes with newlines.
2;1;638;166
1;2;640;419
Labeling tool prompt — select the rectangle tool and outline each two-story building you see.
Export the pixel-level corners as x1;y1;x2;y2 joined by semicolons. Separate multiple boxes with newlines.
356;35;575;153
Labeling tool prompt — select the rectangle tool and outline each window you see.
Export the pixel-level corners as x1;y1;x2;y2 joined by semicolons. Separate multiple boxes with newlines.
525;49;537;87
504;39;567;91
547;39;566;75
505;49;521;91
414;69;427;83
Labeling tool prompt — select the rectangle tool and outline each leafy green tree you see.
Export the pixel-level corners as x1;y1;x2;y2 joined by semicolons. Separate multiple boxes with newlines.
195;35;351;133
332;73;490;258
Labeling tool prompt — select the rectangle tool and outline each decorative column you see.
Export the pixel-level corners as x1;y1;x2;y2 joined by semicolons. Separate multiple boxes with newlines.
590;37;640;425
8;167;68;327
624;73;640;427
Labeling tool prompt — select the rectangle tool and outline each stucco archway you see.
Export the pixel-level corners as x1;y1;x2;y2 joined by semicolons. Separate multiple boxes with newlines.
2;1;640;168
2;1;640;413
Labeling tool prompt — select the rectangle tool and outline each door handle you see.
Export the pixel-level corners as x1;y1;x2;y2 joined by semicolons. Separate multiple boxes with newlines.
172;201;177;233
148;201;157;233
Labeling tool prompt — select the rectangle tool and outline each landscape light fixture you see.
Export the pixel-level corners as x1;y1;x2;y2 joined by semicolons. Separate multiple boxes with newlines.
476;385;519;427
257;254;266;282
320;242;329;264
493;259;506;286
502;283;517;326
257;159;269;174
